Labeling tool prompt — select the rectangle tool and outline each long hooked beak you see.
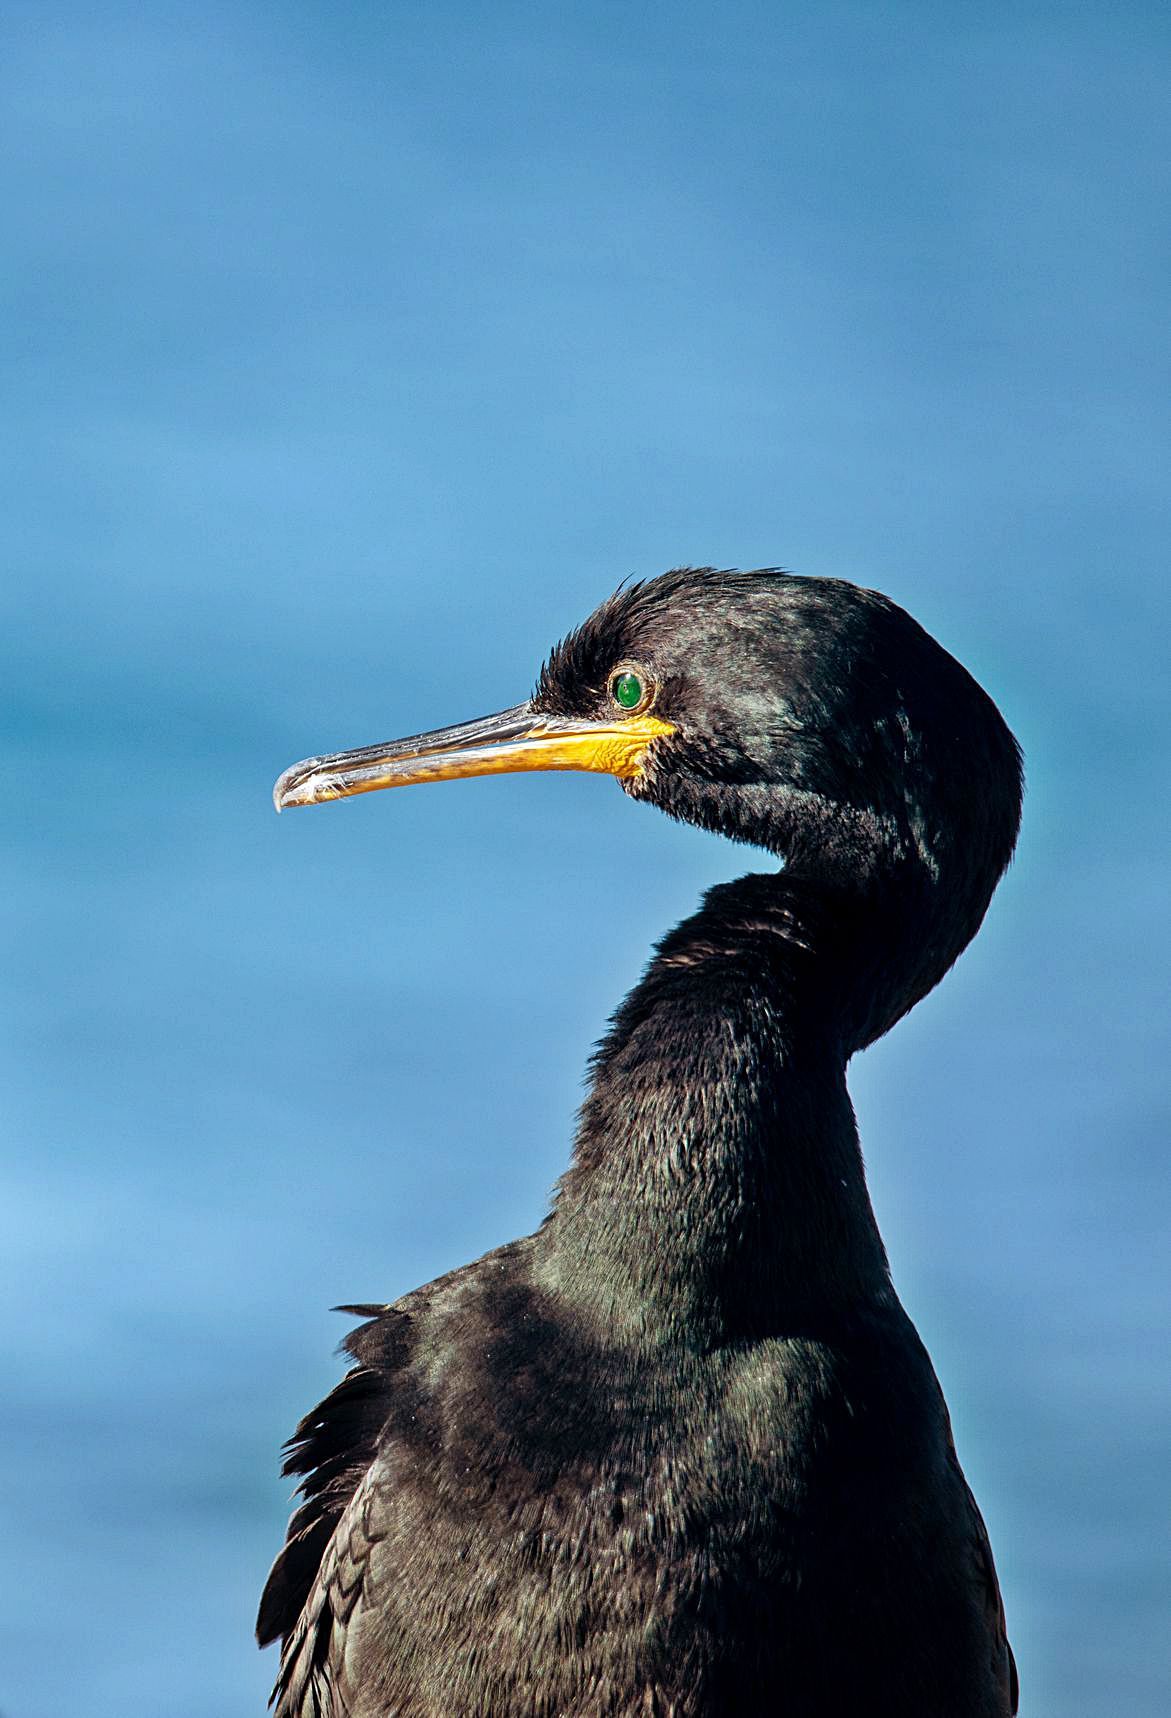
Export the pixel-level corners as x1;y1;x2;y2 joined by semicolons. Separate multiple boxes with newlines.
273;702;675;811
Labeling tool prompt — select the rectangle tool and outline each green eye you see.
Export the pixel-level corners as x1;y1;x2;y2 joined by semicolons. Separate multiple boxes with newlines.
611;670;645;711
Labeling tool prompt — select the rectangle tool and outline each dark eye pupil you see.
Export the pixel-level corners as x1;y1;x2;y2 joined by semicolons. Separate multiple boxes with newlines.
613;672;643;710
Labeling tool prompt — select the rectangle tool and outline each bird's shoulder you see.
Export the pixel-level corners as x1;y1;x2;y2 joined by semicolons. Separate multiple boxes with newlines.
256;1237;541;1716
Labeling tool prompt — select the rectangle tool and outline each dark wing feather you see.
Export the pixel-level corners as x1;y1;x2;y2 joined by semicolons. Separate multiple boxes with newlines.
267;1464;386;1718
257;1307;411;1712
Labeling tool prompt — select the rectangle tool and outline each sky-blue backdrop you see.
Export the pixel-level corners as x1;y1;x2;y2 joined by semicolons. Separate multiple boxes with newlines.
3;4;1168;1714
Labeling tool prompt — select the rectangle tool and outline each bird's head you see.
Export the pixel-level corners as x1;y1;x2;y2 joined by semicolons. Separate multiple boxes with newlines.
275;568;1021;1026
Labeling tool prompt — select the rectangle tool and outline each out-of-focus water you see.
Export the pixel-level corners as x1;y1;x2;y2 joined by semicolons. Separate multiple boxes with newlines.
3;5;1169;1714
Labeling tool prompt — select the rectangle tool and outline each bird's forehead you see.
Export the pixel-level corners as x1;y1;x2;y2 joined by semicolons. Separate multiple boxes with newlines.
536;572;876;713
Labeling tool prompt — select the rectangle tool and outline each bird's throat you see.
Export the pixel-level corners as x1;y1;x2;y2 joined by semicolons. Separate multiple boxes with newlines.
537;874;894;1347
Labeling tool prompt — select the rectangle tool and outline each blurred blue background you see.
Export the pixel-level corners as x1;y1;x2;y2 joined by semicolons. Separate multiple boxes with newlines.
2;3;1168;1713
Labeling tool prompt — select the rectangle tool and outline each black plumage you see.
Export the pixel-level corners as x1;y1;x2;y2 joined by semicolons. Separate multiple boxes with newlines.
259;568;1021;1717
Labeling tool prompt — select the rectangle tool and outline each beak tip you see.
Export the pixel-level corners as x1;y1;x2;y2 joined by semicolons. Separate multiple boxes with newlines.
273;763;311;812
273;762;342;811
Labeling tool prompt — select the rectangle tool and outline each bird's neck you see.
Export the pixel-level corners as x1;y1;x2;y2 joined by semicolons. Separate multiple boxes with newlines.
537;872;899;1347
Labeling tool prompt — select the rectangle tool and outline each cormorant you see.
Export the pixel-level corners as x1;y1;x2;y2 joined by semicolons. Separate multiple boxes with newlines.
259;568;1021;1717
